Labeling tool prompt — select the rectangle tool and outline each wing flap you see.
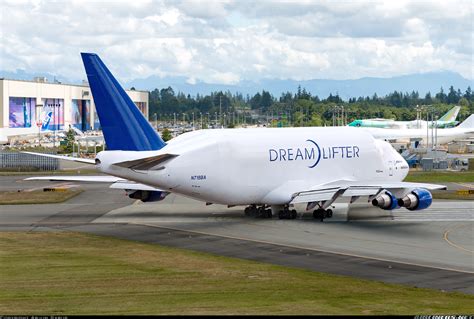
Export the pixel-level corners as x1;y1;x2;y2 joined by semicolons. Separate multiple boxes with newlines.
342;186;381;197
291;187;340;204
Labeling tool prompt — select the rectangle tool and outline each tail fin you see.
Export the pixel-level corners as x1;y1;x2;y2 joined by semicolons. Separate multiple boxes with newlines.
457;114;474;129
81;53;166;151
439;105;461;122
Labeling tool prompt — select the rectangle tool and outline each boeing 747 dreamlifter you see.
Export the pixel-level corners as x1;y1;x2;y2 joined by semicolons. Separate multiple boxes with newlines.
25;53;446;221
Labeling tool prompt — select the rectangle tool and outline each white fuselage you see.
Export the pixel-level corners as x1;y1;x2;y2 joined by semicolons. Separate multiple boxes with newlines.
356;119;456;129
96;127;408;205
362;126;474;145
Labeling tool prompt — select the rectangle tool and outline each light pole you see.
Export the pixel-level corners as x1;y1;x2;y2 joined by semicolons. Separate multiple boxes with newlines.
219;95;222;128
35;104;43;147
200;112;202;129
426;108;429;149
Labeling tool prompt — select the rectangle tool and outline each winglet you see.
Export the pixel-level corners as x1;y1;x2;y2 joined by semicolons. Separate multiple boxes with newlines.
81;53;166;151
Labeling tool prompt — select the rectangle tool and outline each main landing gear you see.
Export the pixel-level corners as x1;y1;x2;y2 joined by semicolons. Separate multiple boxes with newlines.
278;205;297;220
244;204;298;220
312;207;333;222
244;205;272;218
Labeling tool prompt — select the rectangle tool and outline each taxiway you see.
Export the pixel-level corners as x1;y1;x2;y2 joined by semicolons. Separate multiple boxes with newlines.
0;175;472;294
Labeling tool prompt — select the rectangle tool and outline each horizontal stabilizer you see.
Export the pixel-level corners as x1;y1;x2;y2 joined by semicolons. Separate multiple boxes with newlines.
24;176;163;193
21;152;96;165
24;176;124;182
112;153;178;170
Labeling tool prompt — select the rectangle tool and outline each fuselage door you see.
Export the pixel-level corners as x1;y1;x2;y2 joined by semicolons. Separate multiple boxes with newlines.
388;160;393;176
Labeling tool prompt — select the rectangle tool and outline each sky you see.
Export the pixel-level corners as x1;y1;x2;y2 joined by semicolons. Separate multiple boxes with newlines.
0;0;472;85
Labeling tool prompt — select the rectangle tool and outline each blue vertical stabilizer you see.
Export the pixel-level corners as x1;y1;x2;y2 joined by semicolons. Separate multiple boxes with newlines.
81;53;166;151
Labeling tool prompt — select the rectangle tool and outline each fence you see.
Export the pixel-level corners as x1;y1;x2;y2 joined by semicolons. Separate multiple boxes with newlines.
0;151;59;171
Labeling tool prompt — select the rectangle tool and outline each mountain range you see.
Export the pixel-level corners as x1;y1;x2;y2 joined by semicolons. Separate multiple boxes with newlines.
126;71;472;100
2;69;471;101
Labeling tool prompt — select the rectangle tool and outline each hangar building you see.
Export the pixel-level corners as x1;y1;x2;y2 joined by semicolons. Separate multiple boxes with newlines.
0;77;148;138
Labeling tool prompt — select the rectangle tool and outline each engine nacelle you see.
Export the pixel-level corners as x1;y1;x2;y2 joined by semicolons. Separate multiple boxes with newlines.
128;190;169;202
397;188;432;211
371;191;399;210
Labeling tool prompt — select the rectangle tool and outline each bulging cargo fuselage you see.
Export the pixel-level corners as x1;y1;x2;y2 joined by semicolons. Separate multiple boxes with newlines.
96;127;409;205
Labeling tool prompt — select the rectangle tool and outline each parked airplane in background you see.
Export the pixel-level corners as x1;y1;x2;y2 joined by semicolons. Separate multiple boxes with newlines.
348;105;461;129
25;53;446;221
361;114;474;145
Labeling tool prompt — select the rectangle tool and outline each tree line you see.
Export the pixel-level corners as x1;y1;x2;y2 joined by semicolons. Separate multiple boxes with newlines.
148;85;474;127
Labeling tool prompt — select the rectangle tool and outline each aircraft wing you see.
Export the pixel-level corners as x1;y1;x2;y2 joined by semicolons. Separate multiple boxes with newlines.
291;180;446;205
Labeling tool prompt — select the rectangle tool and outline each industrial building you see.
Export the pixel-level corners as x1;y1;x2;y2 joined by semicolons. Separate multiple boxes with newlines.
0;77;148;142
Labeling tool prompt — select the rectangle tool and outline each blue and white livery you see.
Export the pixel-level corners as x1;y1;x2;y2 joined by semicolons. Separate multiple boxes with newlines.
25;53;446;221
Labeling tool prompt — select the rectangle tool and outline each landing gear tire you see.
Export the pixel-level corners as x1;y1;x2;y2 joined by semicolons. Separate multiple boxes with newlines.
326;209;333;218
265;209;272;219
278;210;285;219
251;206;272;218
244;207;251;216
291;209;297;219
257;206;264;218
313;208;333;222
313;209;323;219
278;208;297;219
244;205;257;217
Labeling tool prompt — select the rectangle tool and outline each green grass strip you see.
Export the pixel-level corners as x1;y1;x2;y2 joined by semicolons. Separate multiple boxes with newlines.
0;189;83;205
0;232;472;315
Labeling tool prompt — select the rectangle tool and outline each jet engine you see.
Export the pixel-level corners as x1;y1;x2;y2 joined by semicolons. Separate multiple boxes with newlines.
371;191;398;210
127;190;169;202
397;189;432;211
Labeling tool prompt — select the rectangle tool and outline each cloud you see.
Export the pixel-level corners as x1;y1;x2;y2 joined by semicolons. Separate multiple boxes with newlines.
0;0;472;85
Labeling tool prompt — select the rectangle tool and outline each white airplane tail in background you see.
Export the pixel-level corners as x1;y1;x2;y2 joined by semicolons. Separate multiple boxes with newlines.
439;105;461;122
457;114;474;129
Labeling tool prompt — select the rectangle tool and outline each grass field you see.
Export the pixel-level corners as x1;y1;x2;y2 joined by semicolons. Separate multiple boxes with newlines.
432;190;474;200
0;189;83;205
0;232;472;315
405;170;474;183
